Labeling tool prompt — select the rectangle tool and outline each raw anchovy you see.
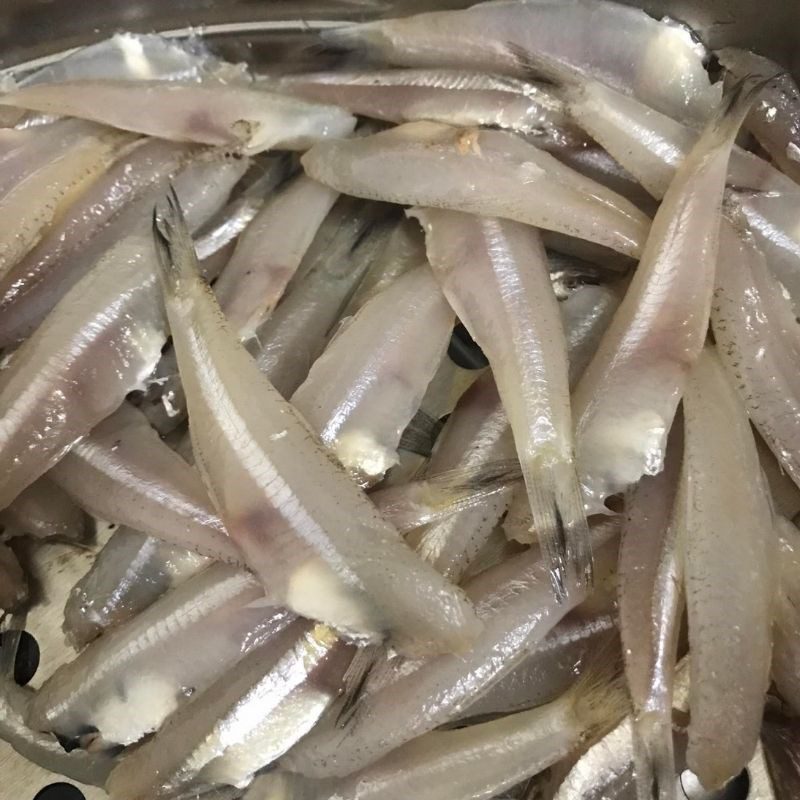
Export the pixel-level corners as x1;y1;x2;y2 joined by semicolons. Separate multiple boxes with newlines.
460;613;618;718
49;402;237;563
0;81;356;153
412;208;590;595
271;663;626;800
252;204;392;398
0;542;27;610
0;476;87;541
711;220;800;490
572;86;755;512
268;69;571;137
0;678;115;786
0;120;134;280
63;526;210;650
303;122;650;258
341;216;425;316
405;371;515;582
106;620;353;798
0;156;247;510
564;78;800;305
0;138;196;348
617;422;683;800
214;174;339;340
772;515;800;714
0;145;257;348
28;564;291;748
184;155;290;262
292;266;454;486
321;0;719;121
283;529;619;778
717;47;800;183
682;347;774;789
153;190;480;655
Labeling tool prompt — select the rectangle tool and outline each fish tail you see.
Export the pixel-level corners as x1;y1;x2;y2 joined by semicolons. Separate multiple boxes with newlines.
704;73;775;150
152;184;199;295
632;712;678;800
569;643;629;739
524;459;593;600
336;645;379;727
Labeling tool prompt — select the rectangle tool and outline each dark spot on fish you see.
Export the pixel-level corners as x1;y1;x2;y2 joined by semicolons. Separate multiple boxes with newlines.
448;323;489;370
34;783;86;800
54;733;83;754
0;629;39;686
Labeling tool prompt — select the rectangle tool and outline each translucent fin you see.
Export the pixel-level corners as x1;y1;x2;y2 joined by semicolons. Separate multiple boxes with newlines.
524;460;593;601
633;713;678;800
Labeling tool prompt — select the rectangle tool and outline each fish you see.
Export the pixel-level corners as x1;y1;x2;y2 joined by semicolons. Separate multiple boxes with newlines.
564;77;800;306
214;174;339;340
320;0;719;122
0;119;135;281
0;475;88;541
571;84;756;512
105;620;353;798
682;346;775;789
711;220;800;491
152;188;481;655
0;156;247;510
63;526;210;650
49;402;238;563
411;208;590;596
302;122;650;259
0;543;27;610
717;47;800;183
0;144;256;348
617;420;683;800
0;678;116;786
282;527;619;778
404;371;515;582
0;81;356;154
266;68;573;138
252;203;393;398
271;657;627;800
28;563;292;749
292;265;454;486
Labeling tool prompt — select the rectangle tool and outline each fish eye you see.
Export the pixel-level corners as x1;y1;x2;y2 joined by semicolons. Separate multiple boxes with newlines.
0;629;40;686
33;784;86;800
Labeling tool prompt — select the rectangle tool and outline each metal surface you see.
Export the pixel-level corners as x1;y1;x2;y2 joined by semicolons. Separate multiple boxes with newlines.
0;1;796;797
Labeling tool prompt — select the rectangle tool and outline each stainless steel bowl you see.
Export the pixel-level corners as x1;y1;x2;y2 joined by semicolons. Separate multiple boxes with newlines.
0;2;796;797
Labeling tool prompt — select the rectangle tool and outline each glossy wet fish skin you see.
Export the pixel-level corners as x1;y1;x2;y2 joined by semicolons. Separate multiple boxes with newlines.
49;402;238;563
0;120;135;281
29;563;290;748
0;138;197;348
572;86;755;512
282;537;621;778
405;372;515;582
0;80;356;154
252;204;392;398
0;156;247;511
63;526;210;650
214;174;339;340
0;475;88;541
617;422;683;800
268;68;571;137
718;47;800;183
0;678;116;787
682;347;775;789
105;620;351;798
322;0;718;122
292;265;454;486
302;122;650;259
711;220;800;491
412;207;590;595
153;190;481;655
0;542;27;610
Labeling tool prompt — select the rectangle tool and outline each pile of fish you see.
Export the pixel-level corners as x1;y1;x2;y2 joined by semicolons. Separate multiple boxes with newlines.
1;2;800;797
